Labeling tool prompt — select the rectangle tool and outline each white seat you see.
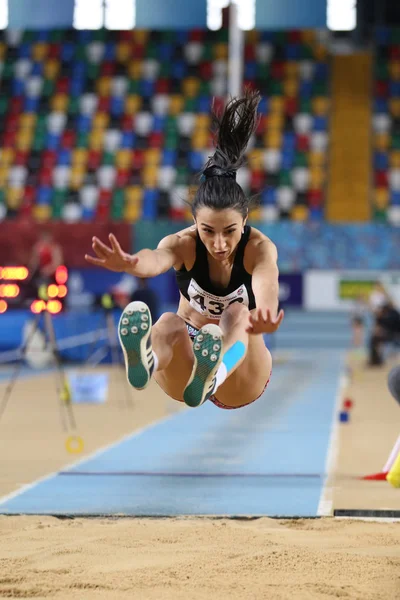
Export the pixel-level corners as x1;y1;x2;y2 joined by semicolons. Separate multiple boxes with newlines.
387;206;400;226
86;41;105;64
158;166;176;191
256;42;274;64
211;77;226;97
263;149;282;173
5;30;22;46
79;185;99;210
294;114;313;135
212;59;227;77
53;166;71;189
184;42;203;64
0;202;6;221
97;166;116;189
135;112;154;137
299;60;315;80
104;129;122;153
310;132;328;152
277;186;295;211
14;58;31;80
111;76;128;97
47;112;67;135
291;167;310;192
25;76;43;98
151;94;170;116
79;93;98;116
170;185;188;209
8;166;28;186
236;167;251;193
141;59;159;80
261;205;279;222
389;169;400;191
178;113;195;136
62;203;83;223
373;114;391;134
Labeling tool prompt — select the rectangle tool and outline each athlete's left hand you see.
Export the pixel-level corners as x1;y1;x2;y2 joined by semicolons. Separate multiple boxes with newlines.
246;308;284;334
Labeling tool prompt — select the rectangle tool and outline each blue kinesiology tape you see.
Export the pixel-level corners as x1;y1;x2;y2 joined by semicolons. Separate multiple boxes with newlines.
222;341;246;373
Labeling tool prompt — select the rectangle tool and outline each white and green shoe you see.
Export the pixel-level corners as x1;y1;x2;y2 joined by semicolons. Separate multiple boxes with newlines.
118;301;154;390
183;324;223;408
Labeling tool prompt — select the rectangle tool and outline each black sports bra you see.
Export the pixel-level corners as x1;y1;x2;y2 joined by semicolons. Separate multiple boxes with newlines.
175;225;256;320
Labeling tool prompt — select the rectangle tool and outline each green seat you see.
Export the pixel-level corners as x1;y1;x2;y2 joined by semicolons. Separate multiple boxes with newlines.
184;98;196;112
0;97;8;115
392;135;400;150
300;98;312;113
0;189;5;204
216;29;229;43
269;80;283;95
313;81;328;95
165;116;178;133
128;80;140;94
161;31;176;43
87;64;100;80
32;132;46;152
68;97;80;116
111;189;125;220
75;45;87;61
52;190;67;219
76;132;89;148
202;44;213;61
375;60;389;80
22;31;35;43
92;29;107;42
145;42;158;60
257;64;270;80
103;152;115;166
159;63;171;77
176;167;189;185
301;44;314;60
199;81;211;95
279;170;292;186
294;153;308;168
390;29;400;44
165;135;178;150
373;208;387;222
49;30;63;43
3;60;13;79
42;79;55;97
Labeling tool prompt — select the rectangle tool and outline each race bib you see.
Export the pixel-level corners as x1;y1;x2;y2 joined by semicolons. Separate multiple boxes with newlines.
187;278;249;319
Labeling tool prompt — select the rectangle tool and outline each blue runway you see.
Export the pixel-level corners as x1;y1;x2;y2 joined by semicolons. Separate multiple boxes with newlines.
0;352;343;517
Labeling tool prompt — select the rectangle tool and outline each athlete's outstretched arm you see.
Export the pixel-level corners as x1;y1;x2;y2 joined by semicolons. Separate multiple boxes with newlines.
85;233;183;278
246;240;284;334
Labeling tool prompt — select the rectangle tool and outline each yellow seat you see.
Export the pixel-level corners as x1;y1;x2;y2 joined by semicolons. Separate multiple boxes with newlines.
374;188;389;209
268;112;284;130
312;96;330;116
374;132;390;152
246;30;259;44
0;149;14;166
0;42;5;60
96;77;111;96
214;43;228;60
6;187;24;210
89;130;104;151
72;148;88;166
44;58;60;80
248;149;264;171
390;150;400;168
291;205;309;221
133;30;149;44
264;130;282;150
269;96;284;113
32;42;48;62
169;95;184;116
19;113;37;130
192;131;209;150
0;166;9;186
144;148;161;166
284;78;299;98
124;204;141;222
125;94;142;115
285;61;299;78
308;151;326;168
125;186;143;204
92;112;110;129
389;98;400;118
33;205;51;222
309;167;325;189
128;60;142;80
301;30;316;44
116;42;131;63
182;77;200;98
389;61;400;81
15;137;32;152
313;44;328;61
248;207;261;220
70;167;85;190
16;130;33;147
142;166;158;187
51;94;68;112
116;150;133;170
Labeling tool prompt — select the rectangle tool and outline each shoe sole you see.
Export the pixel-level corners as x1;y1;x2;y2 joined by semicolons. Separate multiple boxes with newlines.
183;324;223;408
118;301;153;390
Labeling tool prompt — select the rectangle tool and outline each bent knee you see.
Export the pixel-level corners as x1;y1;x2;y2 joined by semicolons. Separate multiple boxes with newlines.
155;312;186;330
222;302;249;324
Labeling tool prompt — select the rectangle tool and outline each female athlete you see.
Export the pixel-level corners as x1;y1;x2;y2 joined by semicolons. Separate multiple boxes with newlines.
85;90;284;410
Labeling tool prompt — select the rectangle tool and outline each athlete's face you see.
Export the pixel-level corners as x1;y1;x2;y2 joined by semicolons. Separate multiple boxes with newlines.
194;207;247;262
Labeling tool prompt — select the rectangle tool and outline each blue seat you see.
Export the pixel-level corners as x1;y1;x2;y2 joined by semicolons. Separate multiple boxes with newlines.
104;42;116;60
244;61;257;79
374;152;389;171
281;154;294;170
197;95;211;113
121;132;136;148
142;189;159;219
162;149;177;166
171;61;186;80
36;30;50;42
77;115;92;133
82;207;95;221
37;186;52;205
261;187;277;205
157;43;173;61
31;62;44;76
13;79;25;96
140;79;155;98
24;97;39;113
189;151;204;172
77;31;92;43
58;149;72;166
313;116;328;132
153;115;166;132
70;79;85;97
315;62;328;80
258;96;269;115
374;98;388;113
61;42;74;62
110;97;124;117
376;27;390;45
390;82;400;97
286;43;300;60
391;191;400;205
299;81;313;98
72;62;86;77
46;133;60;150
18;43;31;59
310;207;323;220
175;30;189;45
282;132;296;149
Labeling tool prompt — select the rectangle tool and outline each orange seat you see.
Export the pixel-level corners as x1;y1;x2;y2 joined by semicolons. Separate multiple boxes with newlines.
268;112;284;130
309;167;325;189
301;30;316;44
19;113;37;129
16;130;33;147
374;188;389;209
132;30;149;44
125;186;143;204
70;166;86;190
283;78;299;98
96;77;111;96
308;151;326;168
264;130;283;150
389;61;400;81
313;44;328;61
390;150;400;168
89;130;105;151
182;77;200;98
389;98;400;118
214;43;228;60
248;150;264;171
374;132;390;152
0;42;5;60
291;205;309;221
191;131;209;150
285;61;299;78
44;58;60;80
194;114;211;131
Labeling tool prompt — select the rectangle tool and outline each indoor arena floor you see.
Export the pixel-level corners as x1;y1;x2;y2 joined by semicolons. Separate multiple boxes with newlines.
0;350;399;599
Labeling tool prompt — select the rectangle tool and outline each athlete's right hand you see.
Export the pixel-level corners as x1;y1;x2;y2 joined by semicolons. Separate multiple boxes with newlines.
85;233;139;273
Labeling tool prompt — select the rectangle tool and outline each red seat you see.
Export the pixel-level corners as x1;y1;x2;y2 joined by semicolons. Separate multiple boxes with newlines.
389;46;400;60
212;96;225;116
48;43;60;59
24;185;36;204
121;114;133;131
296;134;310;153
61;130;76;149
189;29;205;42
38;167;53;186
250;170;265;192
148;131;164;148
42;150;57;167
9;97;23;115
15;150;29;166
289;31;302;43
243;79;257;92
199;61;212;80
132;150;144;171
375;80;389;98
132;44;145;59
118;31;131;42
5;114;19;130
101;61;115;76
271;61;285;80
307;189;323;208
244;45;256;61
169;207;186;220
96;202;110;221
2;130;16;146
375;170;388;187
88;150;102;170
256;115;267;135
56;77;70;94
98;189;112;204
115;170;130;187
285;97;299;118
98;96;111;112
155;78;170;94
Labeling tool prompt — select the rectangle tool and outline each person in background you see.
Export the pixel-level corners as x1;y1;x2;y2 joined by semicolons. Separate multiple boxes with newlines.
29;230;64;285
351;292;369;348
368;300;400;366
369;282;390;315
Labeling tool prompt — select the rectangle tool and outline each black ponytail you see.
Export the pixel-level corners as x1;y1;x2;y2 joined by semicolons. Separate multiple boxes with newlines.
192;88;261;219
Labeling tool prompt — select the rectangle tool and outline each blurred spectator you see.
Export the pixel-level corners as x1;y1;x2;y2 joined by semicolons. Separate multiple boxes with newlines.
351;293;369;347
368;301;400;366
369;282;390;314
130;278;160;323
29;230;63;284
